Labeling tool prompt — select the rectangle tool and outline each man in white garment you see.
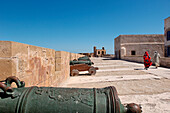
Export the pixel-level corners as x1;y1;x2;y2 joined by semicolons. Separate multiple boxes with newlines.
153;51;161;68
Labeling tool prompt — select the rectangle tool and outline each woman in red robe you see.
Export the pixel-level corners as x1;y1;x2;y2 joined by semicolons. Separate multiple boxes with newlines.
143;51;152;70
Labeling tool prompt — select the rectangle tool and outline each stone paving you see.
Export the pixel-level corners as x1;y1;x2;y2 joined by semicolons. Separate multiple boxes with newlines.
61;57;170;113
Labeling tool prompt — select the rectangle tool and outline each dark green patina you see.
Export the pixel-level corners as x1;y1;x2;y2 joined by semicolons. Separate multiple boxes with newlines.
70;60;94;65
78;56;91;61
70;56;94;65
0;76;142;113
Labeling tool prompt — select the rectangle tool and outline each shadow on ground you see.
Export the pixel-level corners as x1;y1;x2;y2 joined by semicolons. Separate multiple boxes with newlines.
102;57;119;60
134;67;157;70
71;74;92;77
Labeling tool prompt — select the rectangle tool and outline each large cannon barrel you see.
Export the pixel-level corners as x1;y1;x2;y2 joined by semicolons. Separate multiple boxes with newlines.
78;56;91;61
70;60;94;65
0;76;142;113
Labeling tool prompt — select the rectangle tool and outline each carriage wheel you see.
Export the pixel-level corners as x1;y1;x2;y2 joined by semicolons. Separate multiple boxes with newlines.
71;69;79;76
88;67;96;75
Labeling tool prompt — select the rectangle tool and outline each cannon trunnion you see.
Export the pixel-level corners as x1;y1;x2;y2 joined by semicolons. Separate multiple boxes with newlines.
0;76;142;113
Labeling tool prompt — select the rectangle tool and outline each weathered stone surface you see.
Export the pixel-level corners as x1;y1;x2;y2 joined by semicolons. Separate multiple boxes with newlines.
164;17;170;46
160;57;170;67
70;53;76;60
114;35;165;64
0;59;12;80
0;41;12;57
26;45;56;86
0;41;83;87
11;41;28;56
50;71;61;86
119;34;164;43
55;51;70;83
164;17;170;57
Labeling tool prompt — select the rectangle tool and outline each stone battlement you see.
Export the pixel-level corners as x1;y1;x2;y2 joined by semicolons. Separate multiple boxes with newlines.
0;41;84;87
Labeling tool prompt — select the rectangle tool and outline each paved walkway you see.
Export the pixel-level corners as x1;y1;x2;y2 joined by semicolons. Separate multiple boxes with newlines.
61;57;170;113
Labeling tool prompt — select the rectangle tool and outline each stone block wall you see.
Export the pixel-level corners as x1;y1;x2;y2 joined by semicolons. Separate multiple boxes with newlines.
164;17;170;47
0;41;83;87
121;44;164;58
114;34;164;60
114;36;121;59
160;57;170;68
70;53;77;61
55;51;70;86
70;53;84;61
120;35;164;43
123;56;144;63
164;17;170;57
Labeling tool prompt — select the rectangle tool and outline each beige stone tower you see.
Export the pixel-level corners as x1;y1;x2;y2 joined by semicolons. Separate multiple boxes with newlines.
94;46;97;57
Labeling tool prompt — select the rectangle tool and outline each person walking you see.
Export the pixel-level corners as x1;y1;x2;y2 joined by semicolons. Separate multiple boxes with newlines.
153;51;161;68
143;51;152;70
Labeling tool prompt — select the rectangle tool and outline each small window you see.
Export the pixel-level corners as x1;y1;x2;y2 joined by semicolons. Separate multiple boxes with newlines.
131;51;136;55
98;51;100;54
168;47;170;57
102;51;104;55
167;31;170;41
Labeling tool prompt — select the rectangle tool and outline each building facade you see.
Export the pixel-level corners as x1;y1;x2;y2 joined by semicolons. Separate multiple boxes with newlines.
94;46;106;57
164;17;170;57
114;34;164;62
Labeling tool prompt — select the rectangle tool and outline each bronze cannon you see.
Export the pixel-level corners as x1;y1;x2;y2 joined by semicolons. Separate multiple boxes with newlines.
78;56;91;61
70;60;94;66
0;76;142;113
70;56;98;76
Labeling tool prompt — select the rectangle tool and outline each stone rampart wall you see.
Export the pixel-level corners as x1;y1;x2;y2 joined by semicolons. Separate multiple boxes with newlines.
160;57;170;68
123;56;144;63
0;41;84;87
120;34;164;43
123;44;164;58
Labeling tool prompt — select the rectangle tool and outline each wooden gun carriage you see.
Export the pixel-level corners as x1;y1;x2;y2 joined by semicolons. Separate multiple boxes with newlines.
70;64;98;76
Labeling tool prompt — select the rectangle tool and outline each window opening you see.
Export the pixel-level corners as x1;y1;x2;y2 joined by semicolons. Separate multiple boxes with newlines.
131;51;136;55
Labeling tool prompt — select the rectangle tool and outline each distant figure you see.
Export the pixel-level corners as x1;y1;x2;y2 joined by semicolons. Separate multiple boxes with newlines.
143;51;152;70
153;51;161;68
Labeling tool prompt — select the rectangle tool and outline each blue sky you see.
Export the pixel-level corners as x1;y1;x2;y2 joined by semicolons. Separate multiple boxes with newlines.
0;0;169;54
